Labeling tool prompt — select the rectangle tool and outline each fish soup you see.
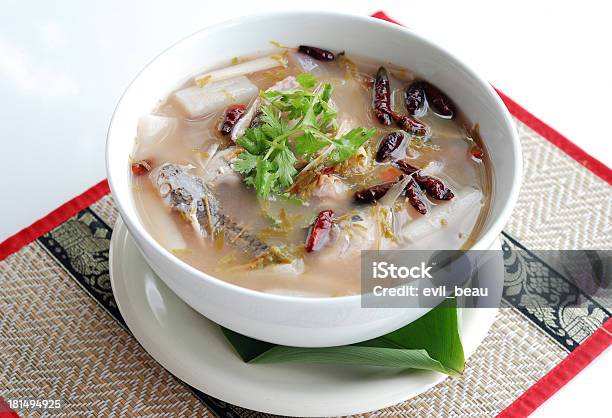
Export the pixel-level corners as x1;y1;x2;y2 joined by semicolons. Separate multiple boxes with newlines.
130;45;491;297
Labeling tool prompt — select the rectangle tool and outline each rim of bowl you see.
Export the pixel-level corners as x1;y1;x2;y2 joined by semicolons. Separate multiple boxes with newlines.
106;10;522;305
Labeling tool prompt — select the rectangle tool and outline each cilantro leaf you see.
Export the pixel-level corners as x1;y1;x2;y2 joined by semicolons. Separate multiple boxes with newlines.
294;130;327;158
259;107;285;138
274;147;298;187
254;158;275;199
319;83;333;103
237;127;268;155
328;127;377;163
233;151;258;174
231;78;377;199
296;73;317;90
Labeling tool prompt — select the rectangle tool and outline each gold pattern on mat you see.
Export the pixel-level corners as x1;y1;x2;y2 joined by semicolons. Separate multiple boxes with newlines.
501;237;610;350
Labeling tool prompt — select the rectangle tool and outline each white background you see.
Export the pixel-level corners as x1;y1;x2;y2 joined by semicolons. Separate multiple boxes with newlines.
1;0;609;416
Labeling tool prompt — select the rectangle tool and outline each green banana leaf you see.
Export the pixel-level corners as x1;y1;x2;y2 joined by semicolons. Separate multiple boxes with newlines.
221;299;464;376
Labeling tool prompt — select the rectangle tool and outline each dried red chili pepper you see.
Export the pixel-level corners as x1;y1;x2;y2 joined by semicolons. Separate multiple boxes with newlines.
470;146;484;160
391;111;430;137
298;45;335;61
404;81;427;117
354;181;396;204
219;104;246;136
305;210;335;252
423;82;455;119
415;174;454;200
467;124;484;159
131;159;153;176
355;177;428;215
395;159;454;201
321;166;335;176
372;67;393;126
405;179;428;215
376;131;405;162
393;159;419;175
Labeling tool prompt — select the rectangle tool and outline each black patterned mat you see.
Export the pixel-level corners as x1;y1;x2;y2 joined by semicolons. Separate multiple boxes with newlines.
34;206;611;417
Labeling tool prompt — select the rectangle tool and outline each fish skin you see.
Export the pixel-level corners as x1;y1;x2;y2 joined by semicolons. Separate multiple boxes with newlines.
150;163;269;256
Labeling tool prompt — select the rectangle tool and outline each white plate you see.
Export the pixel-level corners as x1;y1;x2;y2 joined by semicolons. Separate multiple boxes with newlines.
109;217;499;416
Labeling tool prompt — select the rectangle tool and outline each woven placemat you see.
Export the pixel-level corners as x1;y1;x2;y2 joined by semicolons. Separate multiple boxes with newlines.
1;13;611;418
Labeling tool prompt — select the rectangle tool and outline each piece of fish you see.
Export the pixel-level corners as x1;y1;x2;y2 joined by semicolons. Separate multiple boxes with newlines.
319;208;392;260
310;174;350;203
202;147;242;188
329;212;377;258
149;163;269;256
319;181;412;258
231;76;301;142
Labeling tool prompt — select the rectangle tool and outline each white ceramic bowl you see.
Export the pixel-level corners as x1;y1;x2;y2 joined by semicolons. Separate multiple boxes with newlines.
106;11;522;347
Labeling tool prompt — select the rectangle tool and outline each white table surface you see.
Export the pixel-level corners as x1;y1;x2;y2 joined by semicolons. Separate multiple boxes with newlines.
1;0;609;416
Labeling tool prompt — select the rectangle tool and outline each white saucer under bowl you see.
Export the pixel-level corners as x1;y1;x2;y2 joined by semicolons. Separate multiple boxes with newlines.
109;217;499;416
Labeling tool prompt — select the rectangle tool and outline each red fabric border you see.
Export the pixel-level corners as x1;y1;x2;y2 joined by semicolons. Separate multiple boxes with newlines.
370;10;402;25
495;89;612;185
0;398;20;418
497;318;612;417
0;180;109;261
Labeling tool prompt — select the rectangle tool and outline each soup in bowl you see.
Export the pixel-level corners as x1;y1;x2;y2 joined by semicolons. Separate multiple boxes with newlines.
106;12;521;347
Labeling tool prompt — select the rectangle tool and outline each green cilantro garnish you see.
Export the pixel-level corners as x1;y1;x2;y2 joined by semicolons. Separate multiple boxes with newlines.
296;72;317;89
233;73;376;199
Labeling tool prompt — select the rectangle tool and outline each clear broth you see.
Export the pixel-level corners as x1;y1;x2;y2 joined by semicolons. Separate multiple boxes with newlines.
131;50;491;296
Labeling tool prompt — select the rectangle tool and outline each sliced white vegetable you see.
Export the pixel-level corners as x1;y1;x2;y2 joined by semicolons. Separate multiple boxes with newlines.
268;75;300;92
379;174;412;207
179;118;217;149
137;114;176;142
173;76;258;119
194;56;284;86
400;188;483;243
287;51;324;76
133;115;176;159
